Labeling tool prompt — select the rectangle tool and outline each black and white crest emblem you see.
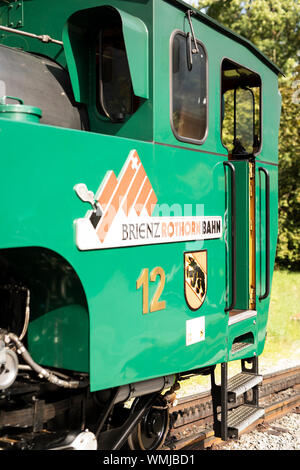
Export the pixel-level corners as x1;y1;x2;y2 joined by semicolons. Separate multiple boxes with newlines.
184;251;207;310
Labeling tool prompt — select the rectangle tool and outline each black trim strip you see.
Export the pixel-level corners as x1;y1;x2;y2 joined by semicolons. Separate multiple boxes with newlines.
154;141;228;157
154;142;279;166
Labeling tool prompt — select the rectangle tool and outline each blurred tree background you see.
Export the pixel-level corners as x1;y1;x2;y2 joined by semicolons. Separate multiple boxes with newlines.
194;0;300;269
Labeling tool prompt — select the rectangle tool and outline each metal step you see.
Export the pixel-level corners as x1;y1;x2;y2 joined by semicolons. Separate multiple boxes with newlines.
228;309;257;325
227;372;263;401
228;405;264;438
231;341;252;354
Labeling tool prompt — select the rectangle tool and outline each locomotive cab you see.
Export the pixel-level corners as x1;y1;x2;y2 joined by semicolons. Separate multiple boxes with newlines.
0;0;281;450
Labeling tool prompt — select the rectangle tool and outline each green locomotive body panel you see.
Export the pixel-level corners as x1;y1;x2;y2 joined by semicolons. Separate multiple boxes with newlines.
0;0;281;394
0;117;228;391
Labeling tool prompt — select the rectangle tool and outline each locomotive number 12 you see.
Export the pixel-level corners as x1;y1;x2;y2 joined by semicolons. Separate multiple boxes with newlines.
136;267;166;314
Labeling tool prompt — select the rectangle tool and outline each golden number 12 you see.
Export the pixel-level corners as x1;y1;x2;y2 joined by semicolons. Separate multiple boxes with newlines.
136;267;166;314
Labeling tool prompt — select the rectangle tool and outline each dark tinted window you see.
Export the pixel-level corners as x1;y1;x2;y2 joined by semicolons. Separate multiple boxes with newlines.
171;32;207;143
97;14;138;122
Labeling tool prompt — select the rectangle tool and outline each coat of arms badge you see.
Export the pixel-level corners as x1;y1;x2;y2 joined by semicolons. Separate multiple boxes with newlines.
184;251;207;310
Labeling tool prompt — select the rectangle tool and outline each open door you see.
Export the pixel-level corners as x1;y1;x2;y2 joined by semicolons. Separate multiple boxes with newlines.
221;59;261;358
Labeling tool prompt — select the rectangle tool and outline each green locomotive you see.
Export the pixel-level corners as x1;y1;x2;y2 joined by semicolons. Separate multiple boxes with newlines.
0;0;281;449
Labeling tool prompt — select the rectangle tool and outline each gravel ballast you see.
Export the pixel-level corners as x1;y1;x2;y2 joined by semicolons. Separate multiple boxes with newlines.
215;411;300;450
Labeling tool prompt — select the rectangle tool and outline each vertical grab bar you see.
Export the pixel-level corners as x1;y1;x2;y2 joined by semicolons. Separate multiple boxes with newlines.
224;162;236;312
258;167;270;301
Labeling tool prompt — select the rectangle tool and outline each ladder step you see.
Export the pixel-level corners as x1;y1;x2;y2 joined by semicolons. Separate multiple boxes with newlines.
228;372;263;400
228;309;257;325
228;405;264;437
231;342;252;354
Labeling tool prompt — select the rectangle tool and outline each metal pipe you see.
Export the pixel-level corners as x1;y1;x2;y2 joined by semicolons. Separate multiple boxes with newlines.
6;333;84;389
0;25;63;46
19;288;30;341
114;375;175;404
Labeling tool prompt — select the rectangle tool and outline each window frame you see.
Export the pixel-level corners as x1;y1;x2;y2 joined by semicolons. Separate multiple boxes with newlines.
170;29;209;146
220;57;263;157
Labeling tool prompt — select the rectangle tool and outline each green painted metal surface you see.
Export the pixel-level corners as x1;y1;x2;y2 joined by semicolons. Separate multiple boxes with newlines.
0;116;228;390
0;0;280;392
255;162;278;356
118;8;149;99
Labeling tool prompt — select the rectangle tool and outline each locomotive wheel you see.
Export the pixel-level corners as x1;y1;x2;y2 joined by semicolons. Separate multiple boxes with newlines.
127;395;169;450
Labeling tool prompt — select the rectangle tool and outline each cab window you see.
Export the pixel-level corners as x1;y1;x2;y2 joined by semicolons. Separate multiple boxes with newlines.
171;31;207;144
221;59;261;157
96;10;139;122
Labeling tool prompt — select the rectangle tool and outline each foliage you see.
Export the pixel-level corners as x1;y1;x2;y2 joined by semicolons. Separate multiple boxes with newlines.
197;0;300;269
276;66;300;269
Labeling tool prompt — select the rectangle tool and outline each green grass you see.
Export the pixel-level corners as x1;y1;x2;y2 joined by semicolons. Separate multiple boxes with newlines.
177;269;300;397
260;269;300;370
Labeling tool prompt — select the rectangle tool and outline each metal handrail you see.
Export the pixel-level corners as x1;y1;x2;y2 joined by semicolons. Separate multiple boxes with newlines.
224;161;236;312
258;167;270;301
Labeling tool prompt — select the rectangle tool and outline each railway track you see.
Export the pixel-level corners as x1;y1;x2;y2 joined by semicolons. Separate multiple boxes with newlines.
163;365;300;450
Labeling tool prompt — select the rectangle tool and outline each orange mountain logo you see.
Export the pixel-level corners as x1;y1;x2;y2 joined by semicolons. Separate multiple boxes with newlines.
74;150;222;251
94;150;157;242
